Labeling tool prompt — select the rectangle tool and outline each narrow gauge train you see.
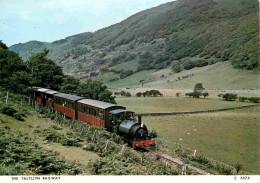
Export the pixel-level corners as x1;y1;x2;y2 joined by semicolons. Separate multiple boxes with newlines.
32;87;155;149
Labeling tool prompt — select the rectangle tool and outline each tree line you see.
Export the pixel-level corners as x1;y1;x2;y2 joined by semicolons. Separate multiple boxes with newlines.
0;41;115;103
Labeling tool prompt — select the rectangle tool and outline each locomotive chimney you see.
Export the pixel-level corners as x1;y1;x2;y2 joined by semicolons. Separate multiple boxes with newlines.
138;115;142;125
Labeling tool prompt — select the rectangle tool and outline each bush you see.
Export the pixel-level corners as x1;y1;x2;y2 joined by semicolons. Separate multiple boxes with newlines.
136;92;142;97
231;52;258;70
222;93;238;101
249;97;260;103
13;111;26;121
125;92;131;97
0;104;26;121
202;92;209;98
172;63;183;73
183;59;194;70
120;70;134;79
0;104;18;116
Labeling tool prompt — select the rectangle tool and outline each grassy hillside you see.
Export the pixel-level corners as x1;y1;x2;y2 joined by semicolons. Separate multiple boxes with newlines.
10;0;259;76
102;62;259;89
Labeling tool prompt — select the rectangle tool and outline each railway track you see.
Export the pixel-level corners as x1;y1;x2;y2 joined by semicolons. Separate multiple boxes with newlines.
146;149;211;175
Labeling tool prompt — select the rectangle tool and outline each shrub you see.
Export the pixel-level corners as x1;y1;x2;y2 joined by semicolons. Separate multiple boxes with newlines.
249;97;260;103
222;93;238;101
0;104;18;116
231;52;258;70
13;111;26;121
125;92;131;97
136;92;142;97
172;63;183;73
183;59;194;70
202;92;209;98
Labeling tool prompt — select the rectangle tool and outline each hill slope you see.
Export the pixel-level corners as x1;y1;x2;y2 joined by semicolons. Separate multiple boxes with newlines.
10;0;259;82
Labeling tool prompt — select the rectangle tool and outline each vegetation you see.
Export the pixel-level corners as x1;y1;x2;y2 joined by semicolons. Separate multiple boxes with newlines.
27;49;64;90
134;90;163;97
0;43;29;93
77;79;116;103
0;42;115;104
0;120;83;175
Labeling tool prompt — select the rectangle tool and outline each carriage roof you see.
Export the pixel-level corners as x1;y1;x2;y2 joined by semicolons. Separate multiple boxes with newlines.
78;99;125;110
44;90;59;95
54;93;84;101
36;88;50;92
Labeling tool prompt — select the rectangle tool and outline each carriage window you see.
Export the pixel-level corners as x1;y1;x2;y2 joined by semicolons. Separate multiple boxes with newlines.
99;111;104;120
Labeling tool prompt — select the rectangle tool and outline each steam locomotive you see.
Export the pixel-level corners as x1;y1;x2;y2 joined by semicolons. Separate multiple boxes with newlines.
32;87;155;149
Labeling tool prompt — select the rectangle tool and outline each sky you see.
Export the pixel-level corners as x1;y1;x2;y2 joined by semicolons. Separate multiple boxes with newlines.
0;0;174;46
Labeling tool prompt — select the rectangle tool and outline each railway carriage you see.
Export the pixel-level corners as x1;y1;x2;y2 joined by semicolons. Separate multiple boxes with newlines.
43;90;58;108
35;88;50;105
77;99;125;128
53;93;84;119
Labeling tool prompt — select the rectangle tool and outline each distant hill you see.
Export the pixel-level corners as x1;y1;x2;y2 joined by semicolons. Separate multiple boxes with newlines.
10;0;259;76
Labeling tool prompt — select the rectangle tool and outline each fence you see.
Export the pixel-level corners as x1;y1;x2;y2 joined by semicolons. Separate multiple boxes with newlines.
137;104;260;117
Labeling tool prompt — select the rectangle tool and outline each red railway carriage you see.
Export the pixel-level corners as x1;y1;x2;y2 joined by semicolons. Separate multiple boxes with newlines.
35;88;50;105
53;93;84;119
43;90;58;108
77;99;125;129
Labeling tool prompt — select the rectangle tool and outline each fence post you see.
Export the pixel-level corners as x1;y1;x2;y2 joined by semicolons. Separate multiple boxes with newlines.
193;150;197;157
92;130;97;142
105;140;109;150
6;91;9;104
120;145;125;155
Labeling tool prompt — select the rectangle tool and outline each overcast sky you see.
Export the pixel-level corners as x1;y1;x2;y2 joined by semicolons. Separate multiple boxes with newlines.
0;0;174;46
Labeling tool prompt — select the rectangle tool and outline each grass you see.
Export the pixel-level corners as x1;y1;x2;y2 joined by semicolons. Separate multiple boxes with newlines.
107;62;260;89
115;96;255;114
0;112;99;174
142;107;260;174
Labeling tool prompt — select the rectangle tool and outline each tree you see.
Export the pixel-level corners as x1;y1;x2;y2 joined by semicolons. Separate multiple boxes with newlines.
0;40;8;49
139;80;145;87
202;92;209;98
60;76;80;94
217;94;223;99
193;83;204;93
77;78;115;103
183;59;194;70
0;44;29;93
125;92;131;97
222;93;238;101
27;49;64;90
136;92;142;97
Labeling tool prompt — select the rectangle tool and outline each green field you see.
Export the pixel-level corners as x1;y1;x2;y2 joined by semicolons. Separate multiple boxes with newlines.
142;107;260;174
116;96;255;114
